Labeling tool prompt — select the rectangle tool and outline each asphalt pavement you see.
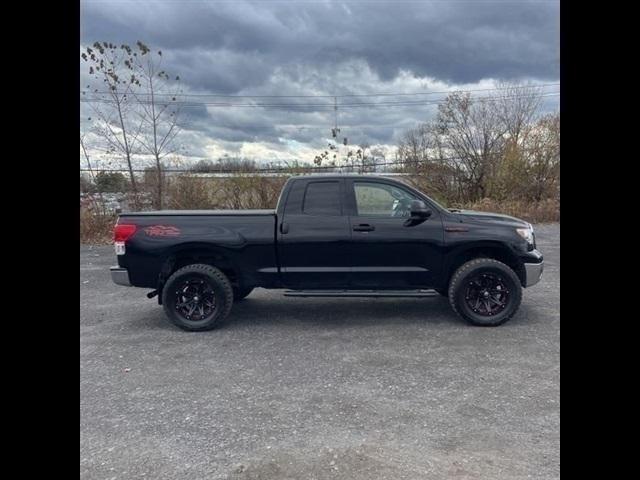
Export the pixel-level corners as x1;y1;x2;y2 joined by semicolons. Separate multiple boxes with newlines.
80;223;559;480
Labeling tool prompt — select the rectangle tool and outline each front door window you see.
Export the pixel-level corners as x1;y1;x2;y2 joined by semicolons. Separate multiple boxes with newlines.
354;182;418;218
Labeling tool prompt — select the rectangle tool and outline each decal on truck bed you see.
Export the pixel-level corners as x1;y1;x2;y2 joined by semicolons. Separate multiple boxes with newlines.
144;225;181;237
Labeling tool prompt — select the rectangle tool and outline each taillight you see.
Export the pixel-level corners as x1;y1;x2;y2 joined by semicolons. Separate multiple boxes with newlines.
114;224;137;242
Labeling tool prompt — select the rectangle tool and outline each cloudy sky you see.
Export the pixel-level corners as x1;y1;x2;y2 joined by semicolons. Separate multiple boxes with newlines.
80;0;559;168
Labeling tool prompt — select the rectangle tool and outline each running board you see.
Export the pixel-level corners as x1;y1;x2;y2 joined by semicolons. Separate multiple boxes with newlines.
284;289;438;298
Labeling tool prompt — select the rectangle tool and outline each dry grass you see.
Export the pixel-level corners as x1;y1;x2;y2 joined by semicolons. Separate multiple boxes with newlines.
80;208;117;244
458;198;560;223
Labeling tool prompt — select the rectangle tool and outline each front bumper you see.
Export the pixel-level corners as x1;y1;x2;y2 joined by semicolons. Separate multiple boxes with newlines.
110;267;132;286
524;261;544;287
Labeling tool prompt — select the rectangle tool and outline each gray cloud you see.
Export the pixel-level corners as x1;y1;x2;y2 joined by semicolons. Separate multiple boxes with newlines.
80;0;559;164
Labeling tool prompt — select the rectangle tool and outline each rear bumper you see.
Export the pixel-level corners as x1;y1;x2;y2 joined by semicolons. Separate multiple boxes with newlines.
524;261;544;287
110;267;132;286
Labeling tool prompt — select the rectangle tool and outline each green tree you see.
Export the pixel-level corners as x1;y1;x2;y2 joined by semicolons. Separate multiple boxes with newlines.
80;173;95;193
95;171;129;193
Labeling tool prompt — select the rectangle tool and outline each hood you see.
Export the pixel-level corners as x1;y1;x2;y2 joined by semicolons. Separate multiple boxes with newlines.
449;209;529;228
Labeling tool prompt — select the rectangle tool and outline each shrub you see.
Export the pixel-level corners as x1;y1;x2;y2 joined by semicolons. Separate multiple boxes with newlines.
80;208;116;244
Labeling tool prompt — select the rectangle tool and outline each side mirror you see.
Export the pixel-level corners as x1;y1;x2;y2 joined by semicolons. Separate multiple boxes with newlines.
404;200;431;227
410;200;432;219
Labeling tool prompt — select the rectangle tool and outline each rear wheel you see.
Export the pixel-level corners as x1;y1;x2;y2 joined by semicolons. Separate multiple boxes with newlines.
448;258;522;326
233;286;254;301
162;264;233;331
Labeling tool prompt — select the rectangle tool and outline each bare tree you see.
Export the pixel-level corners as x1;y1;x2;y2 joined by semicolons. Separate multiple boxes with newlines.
435;92;508;201
369;146;386;172
190;159;215;173
314;131;377;173
495;82;543;145
396;123;460;202
80;133;107;215
130;41;182;209
523;112;560;201
397;85;551;203
215;155;257;172
357;143;370;173
81;42;143;208
314;141;341;170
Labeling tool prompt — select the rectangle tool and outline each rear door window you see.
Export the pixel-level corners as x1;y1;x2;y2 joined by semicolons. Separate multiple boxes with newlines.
303;181;342;216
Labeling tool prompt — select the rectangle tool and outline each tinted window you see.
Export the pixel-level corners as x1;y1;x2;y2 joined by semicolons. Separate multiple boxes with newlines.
354;182;417;217
303;181;341;215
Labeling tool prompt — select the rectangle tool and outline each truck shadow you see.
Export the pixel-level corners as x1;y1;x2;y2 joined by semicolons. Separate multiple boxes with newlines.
225;297;533;329
219;295;461;330
131;293;534;332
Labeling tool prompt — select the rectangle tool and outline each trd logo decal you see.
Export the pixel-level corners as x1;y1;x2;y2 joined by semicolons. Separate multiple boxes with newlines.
144;225;181;237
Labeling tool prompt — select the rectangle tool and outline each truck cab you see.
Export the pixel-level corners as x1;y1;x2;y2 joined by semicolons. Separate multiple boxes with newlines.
276;175;445;289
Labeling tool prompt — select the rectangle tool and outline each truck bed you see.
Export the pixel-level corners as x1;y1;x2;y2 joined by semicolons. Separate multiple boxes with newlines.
117;210;279;289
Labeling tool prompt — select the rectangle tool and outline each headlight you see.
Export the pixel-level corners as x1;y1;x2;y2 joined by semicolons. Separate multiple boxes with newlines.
516;225;534;244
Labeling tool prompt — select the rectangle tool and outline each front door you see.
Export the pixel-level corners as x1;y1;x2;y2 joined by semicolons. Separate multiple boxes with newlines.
345;179;444;289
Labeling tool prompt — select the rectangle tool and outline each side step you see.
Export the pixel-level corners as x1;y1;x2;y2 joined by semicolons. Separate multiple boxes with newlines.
284;289;439;298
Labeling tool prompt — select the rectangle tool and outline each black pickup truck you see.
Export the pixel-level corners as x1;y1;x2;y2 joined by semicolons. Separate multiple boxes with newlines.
111;175;543;330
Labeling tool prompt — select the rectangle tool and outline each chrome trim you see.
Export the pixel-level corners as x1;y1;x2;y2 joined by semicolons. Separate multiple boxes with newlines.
110;267;132;286
524;261;544;287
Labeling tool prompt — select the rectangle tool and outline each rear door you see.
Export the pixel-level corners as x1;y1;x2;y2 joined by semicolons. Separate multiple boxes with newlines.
345;178;444;288
277;178;351;289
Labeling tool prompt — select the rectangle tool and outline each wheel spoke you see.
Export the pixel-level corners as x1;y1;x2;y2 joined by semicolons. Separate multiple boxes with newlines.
176;299;194;308
465;271;510;316
173;276;218;322
483;299;491;313
489;295;505;306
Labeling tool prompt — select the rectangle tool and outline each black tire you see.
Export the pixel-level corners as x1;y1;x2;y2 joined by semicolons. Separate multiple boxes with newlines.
233;286;254;301
162;264;234;331
448;258;522;326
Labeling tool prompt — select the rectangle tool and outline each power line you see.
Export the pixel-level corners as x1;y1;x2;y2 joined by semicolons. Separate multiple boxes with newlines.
81;82;559;99
80;92;560;109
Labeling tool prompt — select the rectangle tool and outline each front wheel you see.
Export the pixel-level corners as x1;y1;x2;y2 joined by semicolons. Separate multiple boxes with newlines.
448;258;522;326
162;264;234;331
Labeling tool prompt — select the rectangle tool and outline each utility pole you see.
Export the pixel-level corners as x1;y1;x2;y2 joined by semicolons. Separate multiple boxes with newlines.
331;96;342;172
334;96;338;135
325;96;348;172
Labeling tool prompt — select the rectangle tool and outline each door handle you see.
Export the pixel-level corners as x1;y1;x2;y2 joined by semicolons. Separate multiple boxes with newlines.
280;222;289;234
353;224;375;232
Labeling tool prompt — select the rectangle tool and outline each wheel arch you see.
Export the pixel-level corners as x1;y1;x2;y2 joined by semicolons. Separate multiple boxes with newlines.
442;241;526;289
156;243;242;303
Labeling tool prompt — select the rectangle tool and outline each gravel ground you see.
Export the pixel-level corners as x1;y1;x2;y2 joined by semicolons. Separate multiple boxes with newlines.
80;223;559;480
